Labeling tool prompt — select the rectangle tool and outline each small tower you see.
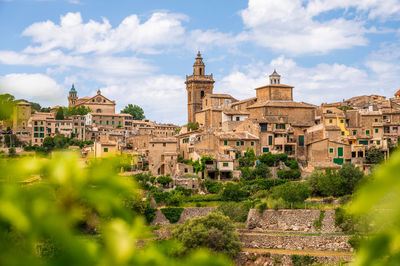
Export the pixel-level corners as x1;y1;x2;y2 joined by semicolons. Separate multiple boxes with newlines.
185;51;215;123
68;83;78;107
269;69;281;85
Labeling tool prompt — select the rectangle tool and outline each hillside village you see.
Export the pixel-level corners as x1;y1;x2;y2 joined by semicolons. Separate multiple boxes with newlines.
1;53;400;265
3;52;399;180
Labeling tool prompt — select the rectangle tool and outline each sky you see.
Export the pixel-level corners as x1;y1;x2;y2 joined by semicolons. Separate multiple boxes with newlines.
0;0;400;125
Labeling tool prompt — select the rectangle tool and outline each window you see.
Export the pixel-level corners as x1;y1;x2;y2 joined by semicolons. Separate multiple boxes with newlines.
268;135;273;145
375;129;378;133
374;118;378;122
377;140;381;145
260;123;268;132
298;135;304;146
163;143;166;147
236;141;240;146
236;116;240;121
34;121;38;125
329;119;333;123
329;148;333;153
34;133;38;137
200;91;205;98
251;141;254;146
340;119;344;123
262;147;269;153
223;162;229;167
366;130;370;135
341;131;345;135
41;121;43;125
240;141;244;146
104;148;108;152
40;133;44;138
224;140;227;146
353;130;357;135
338;147;343;157
359;140;368;145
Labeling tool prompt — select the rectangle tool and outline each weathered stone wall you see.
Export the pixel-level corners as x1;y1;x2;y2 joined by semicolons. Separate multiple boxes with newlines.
235;251;352;265
246;209;341;233
240;233;352;252
151;207;216;226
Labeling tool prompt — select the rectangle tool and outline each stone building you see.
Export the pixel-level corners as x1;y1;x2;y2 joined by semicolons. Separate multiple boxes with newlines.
68;84;116;114
185;52;215;123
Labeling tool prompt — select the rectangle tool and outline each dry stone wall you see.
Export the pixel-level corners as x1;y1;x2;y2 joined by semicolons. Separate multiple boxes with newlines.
240;233;352;252
246;209;341;233
235;252;352;265
151;207;216;226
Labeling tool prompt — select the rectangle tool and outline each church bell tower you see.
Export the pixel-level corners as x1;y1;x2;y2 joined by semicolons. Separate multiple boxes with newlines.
68;83;78;107
185;51;215;123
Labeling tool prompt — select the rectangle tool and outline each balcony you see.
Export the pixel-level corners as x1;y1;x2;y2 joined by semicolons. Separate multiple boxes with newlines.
372;122;383;127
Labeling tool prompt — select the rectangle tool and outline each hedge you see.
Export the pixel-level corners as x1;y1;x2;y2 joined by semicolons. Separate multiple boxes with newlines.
161;207;184;223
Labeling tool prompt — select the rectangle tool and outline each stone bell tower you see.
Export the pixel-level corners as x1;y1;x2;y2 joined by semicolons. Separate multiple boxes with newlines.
68;83;78;107
185;51;215;123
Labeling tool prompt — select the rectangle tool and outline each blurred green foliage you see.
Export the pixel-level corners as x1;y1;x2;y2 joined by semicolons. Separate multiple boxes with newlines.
348;150;400;265
0;152;230;266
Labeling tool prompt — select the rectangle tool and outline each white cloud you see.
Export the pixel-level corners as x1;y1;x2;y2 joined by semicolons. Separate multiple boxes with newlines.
0;50;155;76
217;55;398;105
238;0;400;55
22;12;188;54
0;73;64;105
97;75;186;124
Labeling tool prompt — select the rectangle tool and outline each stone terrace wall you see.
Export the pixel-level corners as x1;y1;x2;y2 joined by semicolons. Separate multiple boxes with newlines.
151;207;216;226
246;209;341;233
235;252;353;265
240;234;352;252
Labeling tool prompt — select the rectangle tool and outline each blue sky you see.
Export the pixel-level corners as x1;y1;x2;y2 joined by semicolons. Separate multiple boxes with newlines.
0;0;400;125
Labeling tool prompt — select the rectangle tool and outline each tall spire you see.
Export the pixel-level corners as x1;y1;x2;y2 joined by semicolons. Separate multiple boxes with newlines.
193;51;205;76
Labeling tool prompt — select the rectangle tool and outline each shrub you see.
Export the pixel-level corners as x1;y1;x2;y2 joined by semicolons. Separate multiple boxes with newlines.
186;194;222;202
277;169;301;180
258;152;276;166
161;207;184;223
334;207;357;234
365;147;384;164
157;175;173;186
205;179;223;194
338;163;364;195
221;182;249;202
8;147;16;157
144;206;157;223
238;148;257;168
257;202;267;213
166;191;185;206
173;212;242;257
313;210;325;230
271;182;310;203
291;255;315;266
175;186;192;197
307;169;346;197
253;163;271;178
217;202;250;222
285;159;299;169
153;191;170;204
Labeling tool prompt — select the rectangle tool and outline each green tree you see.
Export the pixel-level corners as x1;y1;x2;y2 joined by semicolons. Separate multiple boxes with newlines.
157;175;173;187
55;107;64;120
205;179;223;194
8;147;16;157
307;169;346;197
365;147;384;164
253;163;271;178
42;136;55;151
121;104;145;120
221;182;249;202
238;148;256;168
338;163;364;195
271;182;310;203
53;135;68;149
187;122;199;131
174;211;241;257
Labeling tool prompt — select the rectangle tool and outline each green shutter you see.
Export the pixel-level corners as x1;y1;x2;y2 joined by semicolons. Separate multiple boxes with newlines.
224;140;227;146
262;147;269;153
366;130;370;135
329;148;333;153
236;141;240;146
338;147;343;157
268;136;273;145
298;135;304;146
